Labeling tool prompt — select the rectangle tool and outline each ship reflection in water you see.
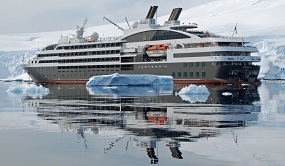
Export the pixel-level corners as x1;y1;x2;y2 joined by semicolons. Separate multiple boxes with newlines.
22;84;260;164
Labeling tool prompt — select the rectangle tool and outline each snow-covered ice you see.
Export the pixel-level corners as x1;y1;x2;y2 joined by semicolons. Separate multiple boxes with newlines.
6;83;50;98
86;73;173;86
254;38;285;79
222;92;233;96
177;84;210;103
178;84;210;95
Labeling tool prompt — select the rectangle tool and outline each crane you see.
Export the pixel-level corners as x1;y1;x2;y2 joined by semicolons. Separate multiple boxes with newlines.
103;16;124;31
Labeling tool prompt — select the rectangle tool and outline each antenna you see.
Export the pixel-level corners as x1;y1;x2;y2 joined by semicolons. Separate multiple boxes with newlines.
76;18;88;39
232;23;238;38
125;17;131;29
60;24;63;38
22;54;25;62
103;16;124;31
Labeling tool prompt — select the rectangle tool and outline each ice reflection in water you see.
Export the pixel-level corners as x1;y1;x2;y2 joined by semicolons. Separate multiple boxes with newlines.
19;83;261;164
86;85;173;97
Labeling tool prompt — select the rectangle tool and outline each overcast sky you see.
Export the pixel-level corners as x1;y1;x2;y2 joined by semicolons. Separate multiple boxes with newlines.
0;0;214;34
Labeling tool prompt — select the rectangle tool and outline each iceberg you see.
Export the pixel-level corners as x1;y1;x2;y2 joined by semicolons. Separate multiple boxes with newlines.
178;84;210;95
6;83;50;98
222;92;233;96
86;73;173;86
253;38;285;79
177;84;210;103
179;94;209;103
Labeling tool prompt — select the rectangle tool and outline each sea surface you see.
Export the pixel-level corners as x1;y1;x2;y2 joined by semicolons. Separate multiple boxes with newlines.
0;81;284;166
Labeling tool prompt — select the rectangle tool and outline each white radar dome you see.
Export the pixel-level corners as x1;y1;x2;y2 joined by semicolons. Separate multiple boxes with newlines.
90;32;99;41
132;21;139;29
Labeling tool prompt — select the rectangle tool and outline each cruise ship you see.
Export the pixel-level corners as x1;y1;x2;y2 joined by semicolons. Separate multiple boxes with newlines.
22;6;261;84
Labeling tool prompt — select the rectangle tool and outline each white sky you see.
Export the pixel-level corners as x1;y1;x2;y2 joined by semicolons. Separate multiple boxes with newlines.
0;0;214;34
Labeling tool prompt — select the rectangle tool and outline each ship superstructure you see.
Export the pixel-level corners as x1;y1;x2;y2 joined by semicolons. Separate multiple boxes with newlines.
22;6;260;84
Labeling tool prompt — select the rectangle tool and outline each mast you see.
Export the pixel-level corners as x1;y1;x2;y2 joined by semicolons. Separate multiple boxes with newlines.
76;18;88;39
103;17;124;31
125;17;131;29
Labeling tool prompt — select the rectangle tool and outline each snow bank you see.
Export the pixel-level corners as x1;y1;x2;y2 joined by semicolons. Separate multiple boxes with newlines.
6;83;50;98
86;73;173;86
177;0;285;37
87;85;173;97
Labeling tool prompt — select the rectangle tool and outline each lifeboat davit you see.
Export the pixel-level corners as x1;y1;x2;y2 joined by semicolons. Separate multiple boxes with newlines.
146;44;168;57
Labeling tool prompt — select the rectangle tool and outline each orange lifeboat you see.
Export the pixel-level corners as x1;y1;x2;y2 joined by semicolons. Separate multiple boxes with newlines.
146;44;168;57
87;39;95;43
147;115;168;125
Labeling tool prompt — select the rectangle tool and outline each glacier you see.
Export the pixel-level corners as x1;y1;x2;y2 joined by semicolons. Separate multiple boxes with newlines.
0;0;284;80
253;37;285;79
0;51;35;79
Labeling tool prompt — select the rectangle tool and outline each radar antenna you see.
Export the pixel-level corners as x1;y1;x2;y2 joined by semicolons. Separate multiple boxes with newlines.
103;16;124;31
125;17;131;29
76;18;88;39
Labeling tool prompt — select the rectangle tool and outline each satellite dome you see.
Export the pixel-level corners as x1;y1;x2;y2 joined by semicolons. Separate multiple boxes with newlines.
90;32;99;41
132;21;139;29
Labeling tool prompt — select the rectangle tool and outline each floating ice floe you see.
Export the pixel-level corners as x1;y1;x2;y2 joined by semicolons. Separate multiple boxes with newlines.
86;73;173;86
6;83;50;98
222;92;232;96
178;84;210;103
178;84;210;95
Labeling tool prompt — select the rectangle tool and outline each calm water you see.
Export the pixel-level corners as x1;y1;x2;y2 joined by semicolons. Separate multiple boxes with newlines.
0;81;284;166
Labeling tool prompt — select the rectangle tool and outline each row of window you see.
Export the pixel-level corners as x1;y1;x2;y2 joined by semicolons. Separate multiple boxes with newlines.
184;62;207;68
215;62;252;66
58;69;119;73
57;65;120;70
123;30;191;42
39;57;120;64
56;42;123;50
152;30;190;41
38;65;135;70
172;72;206;78
138;65;168;69
38;50;121;58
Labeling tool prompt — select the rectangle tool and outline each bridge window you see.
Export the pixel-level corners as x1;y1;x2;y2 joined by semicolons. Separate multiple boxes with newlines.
123;30;190;42
202;72;206;77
